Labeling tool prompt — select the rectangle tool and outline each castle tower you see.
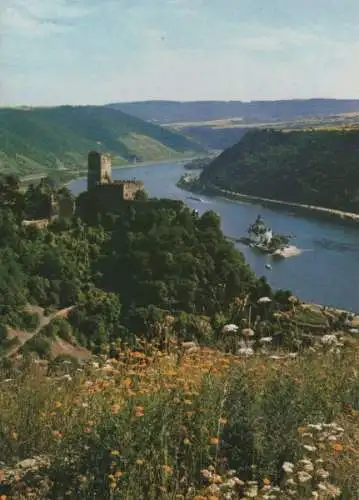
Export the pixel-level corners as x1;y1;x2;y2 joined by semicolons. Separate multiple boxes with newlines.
87;151;112;190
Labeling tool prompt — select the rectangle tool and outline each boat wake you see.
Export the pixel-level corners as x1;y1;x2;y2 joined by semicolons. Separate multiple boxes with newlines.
273;245;301;258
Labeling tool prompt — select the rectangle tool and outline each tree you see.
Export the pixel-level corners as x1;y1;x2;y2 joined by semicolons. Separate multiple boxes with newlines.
134;189;149;201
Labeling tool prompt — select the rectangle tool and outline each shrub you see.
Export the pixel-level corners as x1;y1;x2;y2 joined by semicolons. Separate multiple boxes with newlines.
42;318;72;342
20;335;51;359
20;311;40;332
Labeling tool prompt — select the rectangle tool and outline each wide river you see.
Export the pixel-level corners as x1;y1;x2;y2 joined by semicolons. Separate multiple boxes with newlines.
69;161;359;312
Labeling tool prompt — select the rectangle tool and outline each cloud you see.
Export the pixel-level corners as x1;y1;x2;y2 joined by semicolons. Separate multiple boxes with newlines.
229;28;319;52
1;0;92;37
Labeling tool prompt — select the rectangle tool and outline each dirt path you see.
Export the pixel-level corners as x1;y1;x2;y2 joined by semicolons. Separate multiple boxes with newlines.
6;305;77;358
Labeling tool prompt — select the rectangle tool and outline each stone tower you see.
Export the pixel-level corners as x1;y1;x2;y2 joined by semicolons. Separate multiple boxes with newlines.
87;151;112;190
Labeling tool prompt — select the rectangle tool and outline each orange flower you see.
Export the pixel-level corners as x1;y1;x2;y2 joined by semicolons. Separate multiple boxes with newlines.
52;430;63;439
135;406;145;417
298;426;307;433
263;478;271;486
131;351;143;358
111;404;121;414
332;443;344;452
219;417;227;425
55;401;62;409
162;465;173;474
210;437;220;445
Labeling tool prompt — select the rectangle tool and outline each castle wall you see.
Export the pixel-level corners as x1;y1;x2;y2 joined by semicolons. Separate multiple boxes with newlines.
115;180;145;200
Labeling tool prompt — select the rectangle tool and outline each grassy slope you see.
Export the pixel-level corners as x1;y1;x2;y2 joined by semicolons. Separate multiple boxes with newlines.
0;106;204;176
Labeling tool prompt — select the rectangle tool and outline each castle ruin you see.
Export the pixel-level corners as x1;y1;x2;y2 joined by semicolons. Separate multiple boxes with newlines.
88;151;112;189
87;151;144;200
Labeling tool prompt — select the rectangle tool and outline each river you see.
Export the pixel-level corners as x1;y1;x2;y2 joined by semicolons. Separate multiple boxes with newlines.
69;161;359;312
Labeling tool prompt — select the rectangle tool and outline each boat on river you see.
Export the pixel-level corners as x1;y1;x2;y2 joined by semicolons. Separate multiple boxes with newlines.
187;195;204;202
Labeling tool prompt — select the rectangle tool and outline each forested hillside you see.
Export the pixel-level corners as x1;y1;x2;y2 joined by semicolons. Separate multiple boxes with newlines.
1;174;287;358
0;106;204;177
200;129;359;212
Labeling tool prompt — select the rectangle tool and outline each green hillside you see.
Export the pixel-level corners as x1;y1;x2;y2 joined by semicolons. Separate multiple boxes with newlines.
0;106;204;177
200;128;359;213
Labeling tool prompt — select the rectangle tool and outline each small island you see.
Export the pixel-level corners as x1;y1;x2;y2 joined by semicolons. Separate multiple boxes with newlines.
237;215;295;257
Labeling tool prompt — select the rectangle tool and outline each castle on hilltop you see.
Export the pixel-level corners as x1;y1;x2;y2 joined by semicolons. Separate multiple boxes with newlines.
76;151;145;217
87;151;144;200
75;150;184;219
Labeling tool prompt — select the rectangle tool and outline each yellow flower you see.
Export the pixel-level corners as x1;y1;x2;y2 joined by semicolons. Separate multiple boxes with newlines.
114;470;123;478
183;438;191;445
55;401;62;409
123;377;132;387
136;459;145;465
219;417;227;425
210;437;220;445
110;450;120;457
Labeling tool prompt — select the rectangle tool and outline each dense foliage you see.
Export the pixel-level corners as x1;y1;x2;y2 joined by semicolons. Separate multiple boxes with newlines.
0;106;204;176
0;175;293;357
200;129;359;212
183;156;215;170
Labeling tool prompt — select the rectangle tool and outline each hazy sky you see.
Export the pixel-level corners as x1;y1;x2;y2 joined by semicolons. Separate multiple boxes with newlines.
1;0;359;106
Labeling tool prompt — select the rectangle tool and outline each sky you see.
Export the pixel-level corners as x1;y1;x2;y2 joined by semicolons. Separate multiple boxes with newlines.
1;0;359;106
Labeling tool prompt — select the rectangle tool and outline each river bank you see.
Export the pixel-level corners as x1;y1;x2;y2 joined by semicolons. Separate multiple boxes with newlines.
178;177;359;227
19;155;199;188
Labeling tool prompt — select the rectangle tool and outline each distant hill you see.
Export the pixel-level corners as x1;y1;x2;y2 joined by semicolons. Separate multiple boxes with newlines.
0;106;204;177
199;128;359;213
177;125;249;151
107;99;359;124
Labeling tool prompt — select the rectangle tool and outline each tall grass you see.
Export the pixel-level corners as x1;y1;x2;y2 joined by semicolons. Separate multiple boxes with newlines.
0;346;358;498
